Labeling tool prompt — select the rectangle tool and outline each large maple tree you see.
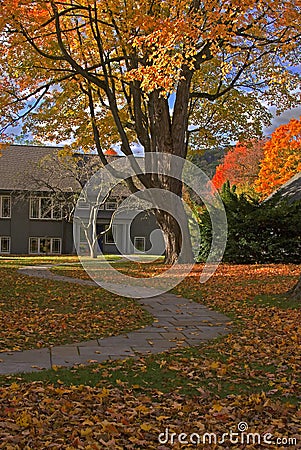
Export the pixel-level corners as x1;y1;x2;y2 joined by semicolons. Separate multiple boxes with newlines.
0;0;300;263
256;116;301;198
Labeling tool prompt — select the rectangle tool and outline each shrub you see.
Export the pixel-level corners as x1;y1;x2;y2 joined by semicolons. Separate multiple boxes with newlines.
198;181;301;264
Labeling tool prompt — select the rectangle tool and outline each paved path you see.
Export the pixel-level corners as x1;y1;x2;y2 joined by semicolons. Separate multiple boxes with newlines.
0;266;231;375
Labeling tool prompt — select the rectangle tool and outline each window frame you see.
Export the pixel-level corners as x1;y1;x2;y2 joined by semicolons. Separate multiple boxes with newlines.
51;238;62;254
29;237;62;254
76;226;91;255
0;195;11;219
77;195;90;209
29;196;62;220
134;236;146;253
0;236;11;254
104;225;117;244
105;200;117;211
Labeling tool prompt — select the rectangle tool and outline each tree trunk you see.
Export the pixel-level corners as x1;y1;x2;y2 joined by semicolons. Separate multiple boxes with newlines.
155;210;181;264
85;229;98;259
86;208;99;259
89;242;98;259
288;275;301;300
155;209;194;264
128;73;193;264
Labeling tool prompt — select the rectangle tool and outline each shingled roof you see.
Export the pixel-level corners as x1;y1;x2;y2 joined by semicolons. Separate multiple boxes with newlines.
0;144;68;191
265;172;301;204
0;144;131;196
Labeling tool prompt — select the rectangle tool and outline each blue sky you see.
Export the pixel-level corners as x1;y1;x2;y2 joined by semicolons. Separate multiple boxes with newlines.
263;106;301;136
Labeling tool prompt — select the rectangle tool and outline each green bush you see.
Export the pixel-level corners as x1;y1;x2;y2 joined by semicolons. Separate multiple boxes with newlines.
198;181;301;264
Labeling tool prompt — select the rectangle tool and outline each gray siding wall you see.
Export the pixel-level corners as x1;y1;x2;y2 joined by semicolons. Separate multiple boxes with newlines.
0;192;161;255
130;212;159;252
0;192;74;254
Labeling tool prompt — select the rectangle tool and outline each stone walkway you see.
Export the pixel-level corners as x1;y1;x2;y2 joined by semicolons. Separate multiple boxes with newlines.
0;266;231;375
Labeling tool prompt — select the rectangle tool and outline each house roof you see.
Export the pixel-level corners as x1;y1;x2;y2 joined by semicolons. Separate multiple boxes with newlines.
0;144;130;196
265;172;301;203
0;144;66;191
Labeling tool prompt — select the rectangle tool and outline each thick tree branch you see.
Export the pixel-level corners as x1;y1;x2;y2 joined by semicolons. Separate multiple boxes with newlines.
51;1;107;91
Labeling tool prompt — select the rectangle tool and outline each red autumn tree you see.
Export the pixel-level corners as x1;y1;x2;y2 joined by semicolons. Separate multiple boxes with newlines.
256;117;301;198
212;140;265;192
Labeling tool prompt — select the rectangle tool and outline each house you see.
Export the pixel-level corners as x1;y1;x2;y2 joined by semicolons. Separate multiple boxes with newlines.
0;144;164;256
264;172;301;204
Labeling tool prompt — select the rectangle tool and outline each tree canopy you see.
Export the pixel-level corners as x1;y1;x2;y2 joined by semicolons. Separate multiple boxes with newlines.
256;116;301;198
1;0;300;151
0;0;300;261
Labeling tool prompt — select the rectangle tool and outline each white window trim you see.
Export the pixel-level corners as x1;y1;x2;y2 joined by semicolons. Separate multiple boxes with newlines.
0;195;11;219
29;237;62;254
50;238;62;254
77;200;90;209
0;236;11;254
78;228;91;254
134;236;146;253
105;201;117;211
29;197;62;220
104;225;117;244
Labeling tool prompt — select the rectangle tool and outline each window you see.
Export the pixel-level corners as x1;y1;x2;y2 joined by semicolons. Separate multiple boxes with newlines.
0;196;11;218
29;237;39;254
29;197;62;220
105;225;117;244
105;200;117;211
77;196;105;210
29;237;62;254
0;237;10;253
78;227;90;255
134;237;145;253
77;196;89;209
51;238;62;254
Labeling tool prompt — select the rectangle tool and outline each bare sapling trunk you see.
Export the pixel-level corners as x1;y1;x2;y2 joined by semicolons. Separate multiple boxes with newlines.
288;275;301;300
85;227;98;259
83;205;100;259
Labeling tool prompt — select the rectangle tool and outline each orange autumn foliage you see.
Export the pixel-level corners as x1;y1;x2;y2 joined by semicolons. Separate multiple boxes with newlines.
256;117;301;198
212;140;265;191
104;148;118;156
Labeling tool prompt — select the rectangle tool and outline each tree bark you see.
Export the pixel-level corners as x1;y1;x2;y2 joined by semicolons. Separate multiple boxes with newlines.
155;209;194;264
147;73;193;263
155;210;181;264
89;244;98;259
85;206;99;259
85;228;98;259
288;275;301;300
